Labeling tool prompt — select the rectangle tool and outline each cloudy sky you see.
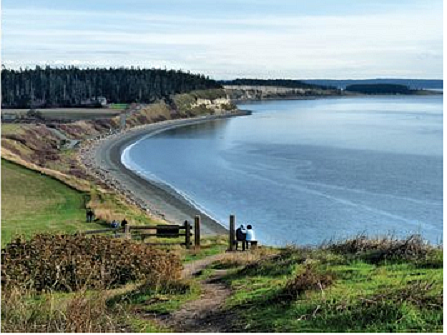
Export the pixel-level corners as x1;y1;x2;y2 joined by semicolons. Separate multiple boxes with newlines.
2;0;443;79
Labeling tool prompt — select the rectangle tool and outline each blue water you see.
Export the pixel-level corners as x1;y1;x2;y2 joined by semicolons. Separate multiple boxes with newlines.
122;96;443;246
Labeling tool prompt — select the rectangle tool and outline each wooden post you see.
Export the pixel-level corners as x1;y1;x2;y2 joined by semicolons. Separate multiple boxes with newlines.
124;224;131;239
185;221;191;249
194;215;201;250
229;214;235;251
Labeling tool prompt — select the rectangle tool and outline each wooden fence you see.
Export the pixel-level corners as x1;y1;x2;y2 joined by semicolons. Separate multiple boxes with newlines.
84;215;201;249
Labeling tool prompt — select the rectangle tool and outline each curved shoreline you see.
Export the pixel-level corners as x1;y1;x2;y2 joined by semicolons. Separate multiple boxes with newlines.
80;111;251;235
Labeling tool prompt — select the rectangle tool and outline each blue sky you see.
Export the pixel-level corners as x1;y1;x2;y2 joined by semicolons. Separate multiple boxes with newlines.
2;0;443;79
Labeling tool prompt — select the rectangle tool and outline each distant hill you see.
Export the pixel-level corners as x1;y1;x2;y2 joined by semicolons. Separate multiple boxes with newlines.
303;79;442;90
220;78;332;90
345;84;413;94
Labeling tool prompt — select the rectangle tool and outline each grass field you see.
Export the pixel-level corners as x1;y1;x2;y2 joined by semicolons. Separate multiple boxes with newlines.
1;159;104;246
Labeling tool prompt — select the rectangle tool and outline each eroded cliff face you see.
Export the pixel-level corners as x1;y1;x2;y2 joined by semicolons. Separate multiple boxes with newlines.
1;89;239;184
190;97;234;114
224;85;341;101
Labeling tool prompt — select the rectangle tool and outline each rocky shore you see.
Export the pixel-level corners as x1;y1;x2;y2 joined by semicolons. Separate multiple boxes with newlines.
78;110;251;235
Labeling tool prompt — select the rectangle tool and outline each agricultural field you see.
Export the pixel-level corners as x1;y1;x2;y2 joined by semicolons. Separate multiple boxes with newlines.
1;159;104;246
1;108;123;120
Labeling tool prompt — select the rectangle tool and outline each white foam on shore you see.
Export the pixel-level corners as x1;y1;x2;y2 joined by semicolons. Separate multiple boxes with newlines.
121;128;227;228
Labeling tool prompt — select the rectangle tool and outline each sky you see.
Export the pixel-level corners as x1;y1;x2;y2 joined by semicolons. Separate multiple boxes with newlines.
1;0;443;79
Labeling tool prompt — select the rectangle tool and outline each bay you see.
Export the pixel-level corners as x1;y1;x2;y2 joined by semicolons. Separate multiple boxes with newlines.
122;96;443;246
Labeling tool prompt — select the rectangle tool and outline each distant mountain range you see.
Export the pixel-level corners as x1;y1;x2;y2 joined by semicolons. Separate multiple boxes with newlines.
302;79;443;90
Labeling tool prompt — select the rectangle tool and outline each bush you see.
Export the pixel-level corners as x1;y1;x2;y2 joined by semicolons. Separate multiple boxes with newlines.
280;266;335;300
1;234;182;292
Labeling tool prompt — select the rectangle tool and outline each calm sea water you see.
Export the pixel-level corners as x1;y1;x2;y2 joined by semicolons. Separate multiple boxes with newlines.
123;96;443;246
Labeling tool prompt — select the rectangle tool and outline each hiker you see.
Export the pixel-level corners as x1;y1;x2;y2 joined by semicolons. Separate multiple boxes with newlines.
86;209;94;223
111;220;119;229
246;225;257;249
235;224;247;251
121;218;128;228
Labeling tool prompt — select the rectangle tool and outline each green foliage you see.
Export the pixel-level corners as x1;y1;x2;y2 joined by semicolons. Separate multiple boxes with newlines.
1;66;222;108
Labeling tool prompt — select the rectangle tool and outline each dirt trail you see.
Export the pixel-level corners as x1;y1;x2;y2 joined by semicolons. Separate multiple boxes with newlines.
159;254;236;332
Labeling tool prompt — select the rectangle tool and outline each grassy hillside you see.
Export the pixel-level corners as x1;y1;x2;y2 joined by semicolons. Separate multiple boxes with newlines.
211;238;443;332
1;234;442;332
1;159;104;246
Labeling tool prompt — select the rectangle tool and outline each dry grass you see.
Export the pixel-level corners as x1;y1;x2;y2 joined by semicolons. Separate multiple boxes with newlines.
1;288;124;332
324;234;441;265
213;247;278;269
2;234;182;292
280;266;335;300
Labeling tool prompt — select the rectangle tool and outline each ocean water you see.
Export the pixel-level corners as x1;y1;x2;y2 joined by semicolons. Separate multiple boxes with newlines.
122;96;443;246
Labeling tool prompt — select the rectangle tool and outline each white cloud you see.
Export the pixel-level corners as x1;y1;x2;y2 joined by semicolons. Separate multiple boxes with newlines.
2;4;442;79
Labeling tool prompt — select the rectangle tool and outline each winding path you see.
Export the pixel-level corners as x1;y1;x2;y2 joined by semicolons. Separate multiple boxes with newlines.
156;254;236;332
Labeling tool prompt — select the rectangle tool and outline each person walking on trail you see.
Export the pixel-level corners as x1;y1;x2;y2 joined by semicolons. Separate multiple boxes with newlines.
235;224;247;251
86;209;92;222
111;220;119;229
246;225;257;249
121;218;128;228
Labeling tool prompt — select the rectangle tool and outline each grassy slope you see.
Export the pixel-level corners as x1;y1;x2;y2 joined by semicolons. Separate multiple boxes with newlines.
106;240;442;332
1;159;104;246
214;246;443;332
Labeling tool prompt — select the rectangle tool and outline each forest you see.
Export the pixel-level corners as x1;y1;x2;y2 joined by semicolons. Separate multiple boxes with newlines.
1;66;222;108
345;83;413;94
222;78;333;90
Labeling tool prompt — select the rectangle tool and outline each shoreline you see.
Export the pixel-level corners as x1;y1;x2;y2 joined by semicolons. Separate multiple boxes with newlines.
79;110;251;235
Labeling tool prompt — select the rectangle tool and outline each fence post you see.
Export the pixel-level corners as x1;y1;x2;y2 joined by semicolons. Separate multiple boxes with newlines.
124;224;131;239
229;214;235;251
185;220;191;249
194;215;201;250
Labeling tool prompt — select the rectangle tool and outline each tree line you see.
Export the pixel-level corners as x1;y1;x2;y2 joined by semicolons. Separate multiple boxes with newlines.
345;84;413;95
221;78;334;90
1;66;222;108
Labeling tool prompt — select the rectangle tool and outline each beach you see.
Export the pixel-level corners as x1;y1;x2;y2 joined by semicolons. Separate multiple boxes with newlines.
79;111;250;235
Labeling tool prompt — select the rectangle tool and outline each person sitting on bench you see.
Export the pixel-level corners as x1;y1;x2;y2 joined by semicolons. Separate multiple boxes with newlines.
235;224;247;251
246;224;257;249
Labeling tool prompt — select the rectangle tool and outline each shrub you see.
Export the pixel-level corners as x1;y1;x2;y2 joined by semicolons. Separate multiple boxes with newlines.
1;234;182;292
280;266;335;300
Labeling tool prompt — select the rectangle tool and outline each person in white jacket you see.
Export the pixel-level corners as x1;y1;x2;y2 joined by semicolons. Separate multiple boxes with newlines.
245;225;257;248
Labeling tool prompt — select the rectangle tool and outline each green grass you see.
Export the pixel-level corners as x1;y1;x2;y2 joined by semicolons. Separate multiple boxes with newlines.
1;159;104;246
216;246;443;332
109;103;128;110
182;235;228;263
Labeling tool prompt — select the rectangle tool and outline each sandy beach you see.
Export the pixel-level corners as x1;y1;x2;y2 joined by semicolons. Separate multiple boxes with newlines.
79;111;250;235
